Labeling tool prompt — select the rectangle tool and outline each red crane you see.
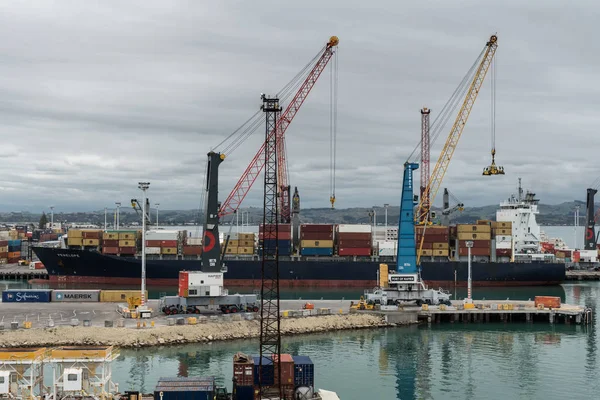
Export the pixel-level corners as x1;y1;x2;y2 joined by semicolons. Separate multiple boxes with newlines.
419;107;431;224
218;36;339;220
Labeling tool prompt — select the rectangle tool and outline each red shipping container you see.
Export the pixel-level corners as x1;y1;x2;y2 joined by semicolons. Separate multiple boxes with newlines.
496;249;512;257
160;240;178;247
8;258;19;263
102;246;119;254
146;240;163;247
179;271;189;297
0;252;8;258
82;231;102;239
259;231;291;240
233;361;254;387
183;246;202;255
338;247;372;256
119;247;136;255
301;231;333;240
103;239;119;247
300;224;334;233
272;353;294;385
259;224;291;232
414;242;433;249
336;232;371;241
458;247;490;256
534;296;561;309
337;239;371;248
0;240;8;246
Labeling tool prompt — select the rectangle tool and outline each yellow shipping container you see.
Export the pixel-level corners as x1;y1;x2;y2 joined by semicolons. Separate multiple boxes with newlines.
457;232;491;241
239;233;255;240
457;224;491;233
119;240;136;247
433;249;449;257
100;290;148;303
83;239;100;246
418;249;433;256
0;246;8;253
300;240;334;248
119;232;137;240
103;232;119;240
496;221;512;229
68;229;83;238
224;247;239;254
494;228;512;236
433;242;449;249
238;246;254;254
238;240;254;247
68;238;83;246
476;220;492;225
226;239;239;247
161;247;178;255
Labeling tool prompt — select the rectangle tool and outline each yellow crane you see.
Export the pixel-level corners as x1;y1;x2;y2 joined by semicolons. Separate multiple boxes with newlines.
415;34;499;264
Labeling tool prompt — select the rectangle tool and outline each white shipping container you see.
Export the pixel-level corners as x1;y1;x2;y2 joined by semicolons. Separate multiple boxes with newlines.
145;230;180;240
187;237;203;245
337;224;372;233
496;235;512;242
0;232;9;239
379;248;396;256
495;242;511;249
145;247;161;254
188;271;224;287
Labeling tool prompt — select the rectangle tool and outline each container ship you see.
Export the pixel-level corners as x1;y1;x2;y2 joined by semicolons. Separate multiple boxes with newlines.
32;185;565;288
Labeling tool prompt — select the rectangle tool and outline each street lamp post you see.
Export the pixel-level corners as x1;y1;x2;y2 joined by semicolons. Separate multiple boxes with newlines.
384;204;389;232
49;206;54;229
115;203;121;230
155;203;160;228
104;208;107;231
466;240;473;302
138;182;150;308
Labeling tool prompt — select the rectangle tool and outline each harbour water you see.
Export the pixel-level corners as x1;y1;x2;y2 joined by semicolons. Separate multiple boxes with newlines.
106;282;597;400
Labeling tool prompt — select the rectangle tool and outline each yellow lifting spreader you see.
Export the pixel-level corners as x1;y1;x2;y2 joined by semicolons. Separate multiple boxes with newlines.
482;148;505;176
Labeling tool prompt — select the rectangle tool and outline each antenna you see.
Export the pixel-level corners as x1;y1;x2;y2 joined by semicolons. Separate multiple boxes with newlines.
518;178;523;202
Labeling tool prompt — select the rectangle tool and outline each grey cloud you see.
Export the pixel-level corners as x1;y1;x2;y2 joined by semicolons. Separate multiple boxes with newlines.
0;0;595;213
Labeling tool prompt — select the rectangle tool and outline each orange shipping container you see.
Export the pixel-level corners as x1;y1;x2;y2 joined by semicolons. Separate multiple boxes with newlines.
534;296;561;309
8;251;20;259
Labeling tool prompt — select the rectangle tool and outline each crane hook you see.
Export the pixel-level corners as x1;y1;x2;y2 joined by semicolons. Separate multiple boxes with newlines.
330;195;336;209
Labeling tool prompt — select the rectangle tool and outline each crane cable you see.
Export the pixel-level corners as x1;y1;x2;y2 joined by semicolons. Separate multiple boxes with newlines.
491;53;496;159
329;48;338;208
197;45;328;228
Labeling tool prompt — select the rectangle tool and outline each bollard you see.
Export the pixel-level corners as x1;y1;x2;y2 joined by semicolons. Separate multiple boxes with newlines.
187;317;198;325
47;319;55;328
167;318;176;326
136;321;141;329
150;321;155;327
176;317;185;325
117;319;125;328
23;321;32;329
70;318;79;327
339;309;343;314
105;320;114;328
143;321;146;328
11;322;18;330
83;320;91;327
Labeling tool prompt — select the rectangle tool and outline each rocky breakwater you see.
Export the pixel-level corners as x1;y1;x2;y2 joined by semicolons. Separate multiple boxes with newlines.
0;314;399;349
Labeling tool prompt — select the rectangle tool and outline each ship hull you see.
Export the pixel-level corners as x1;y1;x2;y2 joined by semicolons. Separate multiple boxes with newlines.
33;247;565;288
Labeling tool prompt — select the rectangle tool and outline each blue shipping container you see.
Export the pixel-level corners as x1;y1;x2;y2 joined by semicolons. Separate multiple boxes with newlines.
252;356;274;386
8;240;21;247
292;355;315;387
300;247;333;256
234;385;254;400
260;239;291;248
2;289;52;303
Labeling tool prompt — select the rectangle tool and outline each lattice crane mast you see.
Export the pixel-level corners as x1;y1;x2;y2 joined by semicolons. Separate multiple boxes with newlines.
419;107;431;224
414;34;499;266
218;36;339;222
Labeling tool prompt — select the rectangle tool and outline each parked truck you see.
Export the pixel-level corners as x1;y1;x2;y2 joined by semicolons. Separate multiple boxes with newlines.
160;271;260;315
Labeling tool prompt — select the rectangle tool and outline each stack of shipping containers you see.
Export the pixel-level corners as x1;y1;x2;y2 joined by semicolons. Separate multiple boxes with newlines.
335;224;373;256
222;232;255;256
183;235;203;256
102;230;120;255
0;239;8;264
416;225;449;259
117;230;138;255
67;229;103;248
455;223;491;261
145;230;180;256
491;220;512;260
299;224;334;256
259;224;291;256
232;353;254;400
7;239;21;263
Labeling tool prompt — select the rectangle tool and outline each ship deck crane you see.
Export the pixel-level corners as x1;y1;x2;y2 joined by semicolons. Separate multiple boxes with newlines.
441;188;464;226
217;36;339;223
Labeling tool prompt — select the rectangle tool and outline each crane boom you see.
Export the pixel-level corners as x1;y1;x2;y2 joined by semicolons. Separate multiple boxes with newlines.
415;34;498;264
219;36;339;218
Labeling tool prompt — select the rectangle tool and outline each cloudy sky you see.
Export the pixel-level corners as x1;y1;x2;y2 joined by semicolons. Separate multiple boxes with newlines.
0;0;597;213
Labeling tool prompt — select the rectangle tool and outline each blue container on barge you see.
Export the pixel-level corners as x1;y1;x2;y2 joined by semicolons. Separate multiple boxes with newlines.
2;289;52;303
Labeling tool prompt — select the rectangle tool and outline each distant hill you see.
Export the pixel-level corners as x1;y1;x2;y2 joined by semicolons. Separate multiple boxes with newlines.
0;200;590;227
